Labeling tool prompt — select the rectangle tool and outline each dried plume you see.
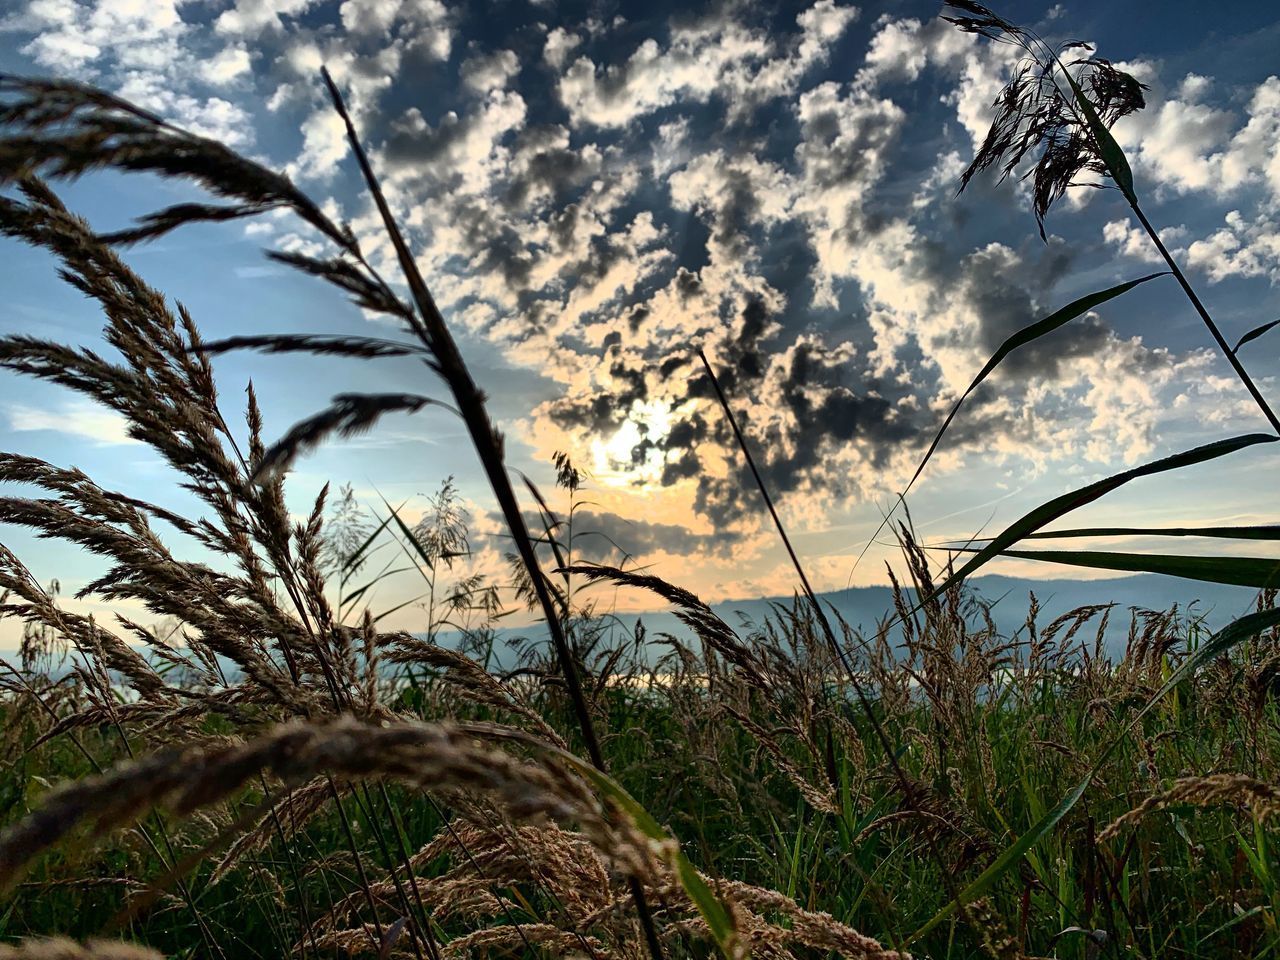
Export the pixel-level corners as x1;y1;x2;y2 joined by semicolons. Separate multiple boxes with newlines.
944;1;1146;237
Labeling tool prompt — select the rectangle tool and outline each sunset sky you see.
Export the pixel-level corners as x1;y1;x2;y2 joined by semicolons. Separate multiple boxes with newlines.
0;0;1278;635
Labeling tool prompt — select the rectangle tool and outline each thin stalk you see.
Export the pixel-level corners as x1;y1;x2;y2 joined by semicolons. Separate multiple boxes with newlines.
1;660;226;959
320;67;666;960
1127;200;1280;434
698;347;963;953
1023;26;1280;436
325;777;386;951
378;785;447;956
353;782;434;960
260;775;323;960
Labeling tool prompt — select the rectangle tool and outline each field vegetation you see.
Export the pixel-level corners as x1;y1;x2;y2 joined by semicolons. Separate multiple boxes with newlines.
0;3;1278;958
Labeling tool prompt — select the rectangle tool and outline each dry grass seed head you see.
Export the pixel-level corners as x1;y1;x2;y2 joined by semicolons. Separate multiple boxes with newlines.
1100;773;1280;842
0;940;163;960
0;717;601;887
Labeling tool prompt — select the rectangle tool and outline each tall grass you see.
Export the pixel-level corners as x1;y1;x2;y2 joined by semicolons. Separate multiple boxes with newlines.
0;3;1277;958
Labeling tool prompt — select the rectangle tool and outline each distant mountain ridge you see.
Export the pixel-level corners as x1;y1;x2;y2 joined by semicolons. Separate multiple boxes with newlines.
481;573;1262;668
714;573;1255;641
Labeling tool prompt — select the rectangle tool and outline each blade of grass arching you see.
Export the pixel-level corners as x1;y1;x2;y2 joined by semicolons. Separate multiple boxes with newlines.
915;432;1278;609
948;548;1280;589
1062;71;1136;203
849;272;1166;579
1234;318;1280;355
1016;524;1280;541
907;273;1167;493
910;604;1280;944
320;68;667;960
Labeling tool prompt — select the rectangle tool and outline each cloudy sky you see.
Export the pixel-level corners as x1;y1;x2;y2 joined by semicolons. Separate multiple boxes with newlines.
1;0;1278;631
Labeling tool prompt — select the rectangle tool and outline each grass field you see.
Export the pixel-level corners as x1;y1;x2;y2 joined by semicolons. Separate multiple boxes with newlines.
1;2;1280;958
5;582;1280;959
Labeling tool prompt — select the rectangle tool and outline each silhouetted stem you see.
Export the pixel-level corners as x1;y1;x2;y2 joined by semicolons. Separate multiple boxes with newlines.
698;348;945;954
1128;199;1280;435
319;68;667;960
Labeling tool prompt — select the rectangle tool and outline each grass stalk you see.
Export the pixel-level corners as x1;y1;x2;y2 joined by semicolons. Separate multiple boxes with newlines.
317;67;667;960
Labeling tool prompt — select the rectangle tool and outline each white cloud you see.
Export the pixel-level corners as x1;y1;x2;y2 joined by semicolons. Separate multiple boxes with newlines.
336;0;451;57
8;401;140;446
199;45;252;86
543;26;580;70
115;72;255;147
1115;73;1280;202
289;107;349;180
460;49;520;94
1185;210;1280;283
12;0;187;74
1102;219;1185;263
556;2;856;128
215;0;315;37
1124;96;1236;194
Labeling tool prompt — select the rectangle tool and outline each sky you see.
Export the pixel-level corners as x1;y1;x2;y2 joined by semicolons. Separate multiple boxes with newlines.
0;0;1278;637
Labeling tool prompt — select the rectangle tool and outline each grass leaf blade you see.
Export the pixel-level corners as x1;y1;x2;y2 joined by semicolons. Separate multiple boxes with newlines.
911;605;1280;944
906;273;1166;495
1017;524;1280;541
1233;318;1280;354
919;433;1277;605
954;548;1280;589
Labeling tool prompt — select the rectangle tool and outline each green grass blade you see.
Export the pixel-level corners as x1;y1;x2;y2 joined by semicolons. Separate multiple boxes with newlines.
1137;606;1280;713
957;548;1280;589
920;433;1277;606
906;272;1166;494
910;605;1280;944
1233;318;1280;354
1016;524;1280;541
1065;71;1136;201
909;773;1093;942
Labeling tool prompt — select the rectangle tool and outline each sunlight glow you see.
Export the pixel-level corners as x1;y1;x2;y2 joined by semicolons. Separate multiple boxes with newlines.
590;399;678;487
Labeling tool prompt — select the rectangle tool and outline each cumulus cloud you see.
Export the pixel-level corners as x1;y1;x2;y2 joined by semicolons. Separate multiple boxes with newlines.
215;0;316;37
2;0;257;150
1185;210;1280;284
460;48;519;94
1116;72;1280;203
556;1;857;127
199;44;252;86
10;0;186;73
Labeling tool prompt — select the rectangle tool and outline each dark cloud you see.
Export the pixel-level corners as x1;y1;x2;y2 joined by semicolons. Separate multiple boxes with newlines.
956;241;1122;381
574;509;739;560
501;124;602;211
